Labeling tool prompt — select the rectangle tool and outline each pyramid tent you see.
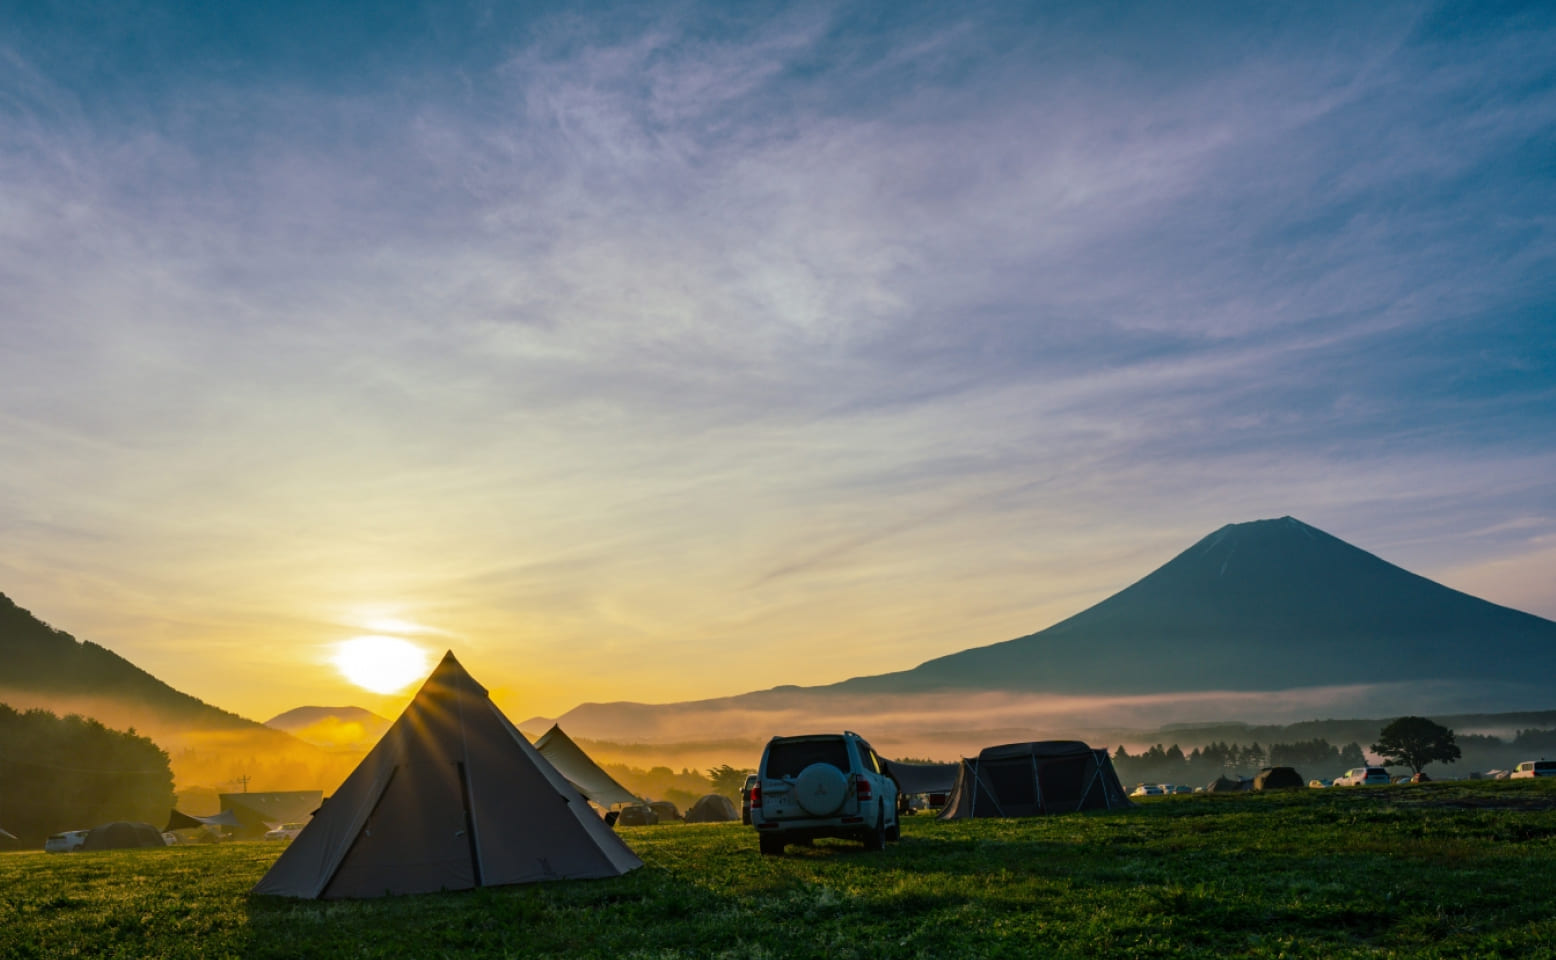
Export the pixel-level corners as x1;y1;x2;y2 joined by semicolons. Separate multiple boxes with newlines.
253;652;642;899
532;725;639;807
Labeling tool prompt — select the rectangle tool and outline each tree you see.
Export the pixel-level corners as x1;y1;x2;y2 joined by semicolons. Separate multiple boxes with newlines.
1372;716;1461;774
706;763;754;800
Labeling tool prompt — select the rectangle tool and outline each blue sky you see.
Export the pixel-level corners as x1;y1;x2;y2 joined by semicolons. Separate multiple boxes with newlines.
1;1;1553;719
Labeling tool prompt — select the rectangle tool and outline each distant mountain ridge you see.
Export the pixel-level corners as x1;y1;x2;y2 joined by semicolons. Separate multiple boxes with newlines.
544;517;1556;743
266;706;390;750
835;516;1556;694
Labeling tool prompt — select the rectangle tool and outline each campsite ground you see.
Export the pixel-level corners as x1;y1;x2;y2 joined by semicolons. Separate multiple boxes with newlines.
3;779;1554;959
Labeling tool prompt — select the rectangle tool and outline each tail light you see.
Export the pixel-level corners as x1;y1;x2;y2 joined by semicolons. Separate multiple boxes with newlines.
750;782;761;809
855;774;872;802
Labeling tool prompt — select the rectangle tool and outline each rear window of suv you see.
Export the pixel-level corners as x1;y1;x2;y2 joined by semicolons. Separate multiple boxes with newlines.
765;738;850;778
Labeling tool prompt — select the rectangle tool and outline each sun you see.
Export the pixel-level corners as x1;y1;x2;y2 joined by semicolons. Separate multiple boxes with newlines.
332;635;430;694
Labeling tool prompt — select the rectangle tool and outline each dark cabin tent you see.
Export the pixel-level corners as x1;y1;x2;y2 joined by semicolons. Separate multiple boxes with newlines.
1253;766;1304;791
884;760;961;798
684;794;738;823
937;741;1132;819
80;821;165;850
252;652;641;899
1206;776;1247;793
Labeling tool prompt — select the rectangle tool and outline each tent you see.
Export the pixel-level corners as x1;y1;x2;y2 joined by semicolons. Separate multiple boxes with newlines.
648;801;681;822
165;809;242;832
1206;776;1248;793
532;725;639;808
938;741;1132;819
253;652;642;899
80;821;165;850
220;791;324;837
884;760;961;797
1253;767;1304;791
684;794;738;823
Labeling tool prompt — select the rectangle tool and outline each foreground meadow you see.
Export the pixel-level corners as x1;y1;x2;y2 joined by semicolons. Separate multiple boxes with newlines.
4;779;1555;959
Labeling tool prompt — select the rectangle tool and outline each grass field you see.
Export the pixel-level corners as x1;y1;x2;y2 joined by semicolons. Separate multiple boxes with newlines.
4;779;1555;959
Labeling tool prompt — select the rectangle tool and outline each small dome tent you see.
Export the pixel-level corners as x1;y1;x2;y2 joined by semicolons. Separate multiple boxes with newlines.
684;794;738;823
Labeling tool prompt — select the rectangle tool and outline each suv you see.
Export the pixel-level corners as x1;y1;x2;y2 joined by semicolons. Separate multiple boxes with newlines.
750;731;899;855
1335;766;1391;786
1511;760;1556;779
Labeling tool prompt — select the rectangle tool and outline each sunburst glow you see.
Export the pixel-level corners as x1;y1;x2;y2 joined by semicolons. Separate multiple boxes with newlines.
332;635;431;694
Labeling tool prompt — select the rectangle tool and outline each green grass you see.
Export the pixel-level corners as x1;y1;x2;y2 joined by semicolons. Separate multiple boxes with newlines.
4;779;1556;958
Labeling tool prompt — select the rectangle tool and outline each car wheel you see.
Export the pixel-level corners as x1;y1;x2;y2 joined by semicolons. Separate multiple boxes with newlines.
759;834;785;856
863;804;886;852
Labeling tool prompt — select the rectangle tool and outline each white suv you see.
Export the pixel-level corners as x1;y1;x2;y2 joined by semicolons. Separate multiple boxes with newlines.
1335;766;1391;786
750;731;899;855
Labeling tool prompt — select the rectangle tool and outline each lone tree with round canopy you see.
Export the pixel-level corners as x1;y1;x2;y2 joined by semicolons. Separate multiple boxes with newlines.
1371;716;1461;775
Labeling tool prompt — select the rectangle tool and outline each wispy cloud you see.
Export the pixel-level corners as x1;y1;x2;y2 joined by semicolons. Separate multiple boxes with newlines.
1;2;1552;719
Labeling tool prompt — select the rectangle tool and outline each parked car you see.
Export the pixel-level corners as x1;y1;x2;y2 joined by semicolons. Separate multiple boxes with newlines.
44;829;89;853
263;822;306;841
1510;760;1556;779
1130;784;1164;797
1169;784;1193;795
750;731;899;855
1334;766;1391;786
741;774;758;825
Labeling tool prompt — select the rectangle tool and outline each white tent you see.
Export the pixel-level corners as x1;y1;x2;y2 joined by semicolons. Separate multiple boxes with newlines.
532;725;639;808
253;652;641;899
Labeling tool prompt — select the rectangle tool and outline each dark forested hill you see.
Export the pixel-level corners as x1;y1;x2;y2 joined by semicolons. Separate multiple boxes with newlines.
0;592;284;738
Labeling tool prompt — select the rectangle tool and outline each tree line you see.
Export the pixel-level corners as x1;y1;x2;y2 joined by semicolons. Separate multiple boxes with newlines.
0;703;174;846
1112;737;1367;786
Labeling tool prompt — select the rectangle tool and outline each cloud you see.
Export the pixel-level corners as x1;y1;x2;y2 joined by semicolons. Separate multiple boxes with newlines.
0;2;1552;719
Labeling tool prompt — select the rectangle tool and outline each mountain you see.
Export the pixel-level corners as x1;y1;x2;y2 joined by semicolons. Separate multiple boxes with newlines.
0;592;357;792
0;591;290;739
836;516;1556;695
266;706;390;750
545;517;1556;747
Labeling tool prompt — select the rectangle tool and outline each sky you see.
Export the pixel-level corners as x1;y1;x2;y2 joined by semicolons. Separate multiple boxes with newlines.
1;0;1553;724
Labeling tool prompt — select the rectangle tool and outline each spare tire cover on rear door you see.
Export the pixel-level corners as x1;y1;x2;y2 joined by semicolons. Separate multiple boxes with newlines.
795;763;848;816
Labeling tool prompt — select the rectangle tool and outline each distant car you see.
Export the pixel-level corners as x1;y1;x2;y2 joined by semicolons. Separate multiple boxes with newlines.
1169;784;1193;795
263;822;306;842
1308;778;1332;789
1334;766;1391;787
44;829;89;853
741;774;758;825
1511;760;1556;779
1130;784;1164;797
617;803;658;826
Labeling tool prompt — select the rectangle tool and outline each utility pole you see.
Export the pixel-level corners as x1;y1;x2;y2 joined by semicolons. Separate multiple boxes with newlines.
236;774;250;793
